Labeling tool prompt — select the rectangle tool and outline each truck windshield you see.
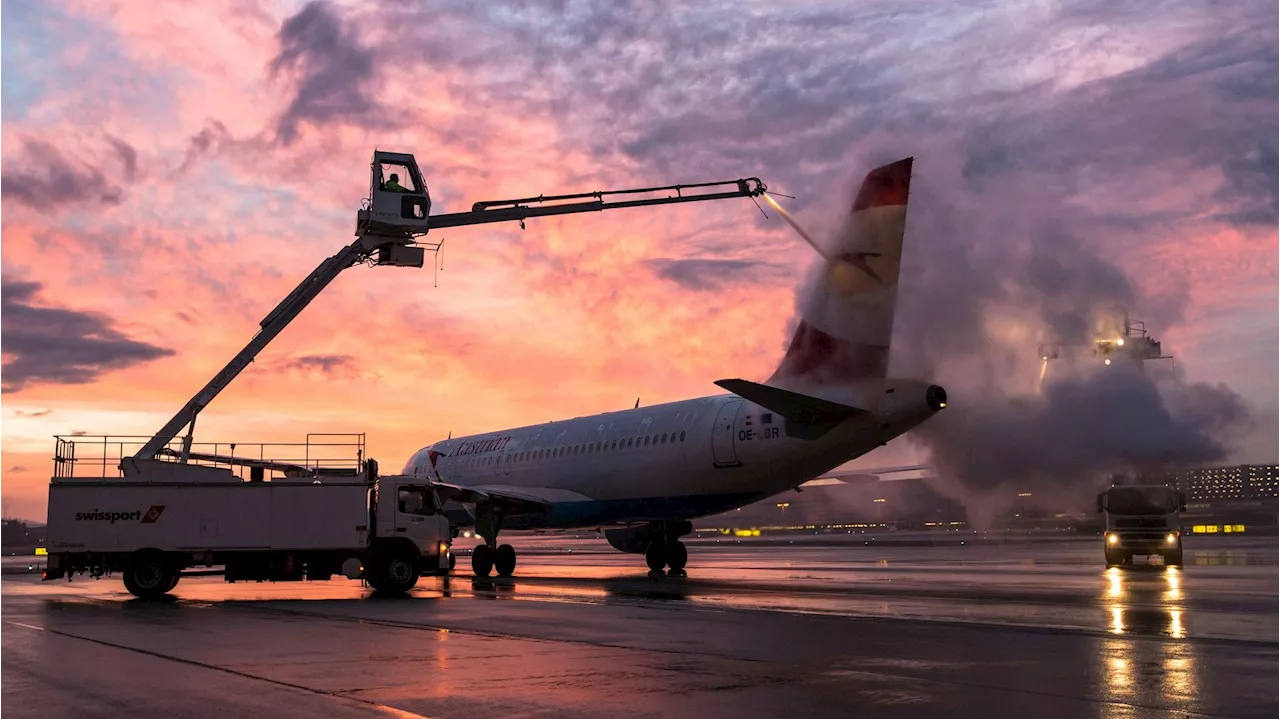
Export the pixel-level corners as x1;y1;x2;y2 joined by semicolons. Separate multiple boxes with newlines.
1106;487;1176;515
398;488;437;515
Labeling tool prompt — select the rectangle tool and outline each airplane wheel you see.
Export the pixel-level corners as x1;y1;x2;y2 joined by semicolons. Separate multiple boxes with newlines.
472;544;494;577
645;541;667;572
494;544;517;577
666;541;688;572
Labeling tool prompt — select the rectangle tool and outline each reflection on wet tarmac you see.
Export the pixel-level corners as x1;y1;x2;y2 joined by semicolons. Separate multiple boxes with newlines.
1164;567;1181;601
4;536;1272;719
470;578;519;600
1101;565;1197;640
1098;629;1203;718
436;538;1275;643
11;536;1275;643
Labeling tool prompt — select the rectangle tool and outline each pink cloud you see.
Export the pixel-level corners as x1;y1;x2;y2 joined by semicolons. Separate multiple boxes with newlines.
1;0;1274;519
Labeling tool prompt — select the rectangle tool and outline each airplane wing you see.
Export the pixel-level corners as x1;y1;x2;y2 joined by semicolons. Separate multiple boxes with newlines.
429;481;554;513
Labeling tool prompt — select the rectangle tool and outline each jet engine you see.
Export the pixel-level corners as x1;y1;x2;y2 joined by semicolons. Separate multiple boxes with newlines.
604;521;693;554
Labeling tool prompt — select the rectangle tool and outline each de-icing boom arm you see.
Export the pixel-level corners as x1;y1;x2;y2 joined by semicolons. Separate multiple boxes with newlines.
134;160;766;464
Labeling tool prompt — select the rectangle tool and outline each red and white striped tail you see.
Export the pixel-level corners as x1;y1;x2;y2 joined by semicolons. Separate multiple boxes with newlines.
769;157;913;387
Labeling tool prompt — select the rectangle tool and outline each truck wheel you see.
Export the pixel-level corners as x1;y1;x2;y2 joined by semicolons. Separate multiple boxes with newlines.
372;553;419;595
166;574;181;592
123;553;174;599
1164;550;1184;567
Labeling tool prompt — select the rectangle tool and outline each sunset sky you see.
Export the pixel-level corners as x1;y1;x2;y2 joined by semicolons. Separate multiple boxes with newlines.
2;0;1276;521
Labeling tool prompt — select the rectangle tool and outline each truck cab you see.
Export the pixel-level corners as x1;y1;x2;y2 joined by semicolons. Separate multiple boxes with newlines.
369;478;453;588
1097;484;1186;567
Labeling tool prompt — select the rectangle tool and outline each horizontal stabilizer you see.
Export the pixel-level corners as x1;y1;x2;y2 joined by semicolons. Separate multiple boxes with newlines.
800;464;930;487
714;378;866;423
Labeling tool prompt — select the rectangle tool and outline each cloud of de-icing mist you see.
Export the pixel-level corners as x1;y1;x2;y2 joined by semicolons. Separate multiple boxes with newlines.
861;150;1260;519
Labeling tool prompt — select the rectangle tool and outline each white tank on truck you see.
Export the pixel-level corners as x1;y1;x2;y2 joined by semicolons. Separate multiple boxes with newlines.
44;437;452;598
1096;483;1187;567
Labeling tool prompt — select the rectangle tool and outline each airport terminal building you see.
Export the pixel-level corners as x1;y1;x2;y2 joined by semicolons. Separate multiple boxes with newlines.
1168;464;1279;501
1166;464;1279;532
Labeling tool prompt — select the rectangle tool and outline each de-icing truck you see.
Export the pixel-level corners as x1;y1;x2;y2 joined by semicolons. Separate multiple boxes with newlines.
44;436;452;598
41;150;772;599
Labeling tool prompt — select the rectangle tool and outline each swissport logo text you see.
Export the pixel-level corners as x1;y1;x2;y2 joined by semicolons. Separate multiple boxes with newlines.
74;506;166;524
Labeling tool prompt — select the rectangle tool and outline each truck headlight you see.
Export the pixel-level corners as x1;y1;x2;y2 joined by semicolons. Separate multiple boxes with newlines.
1107;533;1119;545
439;541;449;554
1165;533;1177;545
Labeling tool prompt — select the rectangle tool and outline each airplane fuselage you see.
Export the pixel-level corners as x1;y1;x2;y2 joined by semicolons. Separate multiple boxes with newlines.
404;378;940;530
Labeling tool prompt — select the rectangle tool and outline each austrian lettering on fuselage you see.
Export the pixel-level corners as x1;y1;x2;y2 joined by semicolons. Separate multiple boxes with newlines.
451;437;512;456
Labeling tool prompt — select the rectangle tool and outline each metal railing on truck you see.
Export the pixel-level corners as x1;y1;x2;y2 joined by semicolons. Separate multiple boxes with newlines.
53;433;367;481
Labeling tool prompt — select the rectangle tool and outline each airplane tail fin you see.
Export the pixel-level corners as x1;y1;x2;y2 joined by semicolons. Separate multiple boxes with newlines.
768;157;913;387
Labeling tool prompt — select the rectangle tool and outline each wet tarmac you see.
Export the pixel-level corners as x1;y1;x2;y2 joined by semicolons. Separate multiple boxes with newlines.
3;536;1275;718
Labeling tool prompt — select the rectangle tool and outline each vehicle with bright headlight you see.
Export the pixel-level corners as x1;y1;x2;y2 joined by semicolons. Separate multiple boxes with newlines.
1096;484;1186;567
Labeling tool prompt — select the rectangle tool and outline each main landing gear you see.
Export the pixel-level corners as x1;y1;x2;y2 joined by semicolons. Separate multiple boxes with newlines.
645;539;688;576
603;521;693;575
471;503;517;577
644;520;692;576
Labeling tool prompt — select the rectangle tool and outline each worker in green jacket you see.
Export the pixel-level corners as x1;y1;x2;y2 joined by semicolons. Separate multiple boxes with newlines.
385;173;406;192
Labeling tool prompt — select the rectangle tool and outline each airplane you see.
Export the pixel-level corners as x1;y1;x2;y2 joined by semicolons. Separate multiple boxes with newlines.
404;157;947;577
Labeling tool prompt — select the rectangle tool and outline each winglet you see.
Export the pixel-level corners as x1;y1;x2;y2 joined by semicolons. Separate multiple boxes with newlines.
714;379;866;423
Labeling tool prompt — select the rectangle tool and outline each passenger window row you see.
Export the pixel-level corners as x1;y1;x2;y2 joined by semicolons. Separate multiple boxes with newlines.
449;430;688;469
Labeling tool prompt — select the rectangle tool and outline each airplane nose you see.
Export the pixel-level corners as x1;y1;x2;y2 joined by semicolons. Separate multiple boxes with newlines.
926;385;948;412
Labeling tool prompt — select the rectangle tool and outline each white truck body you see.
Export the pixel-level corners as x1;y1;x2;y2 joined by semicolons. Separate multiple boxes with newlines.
45;450;453;598
47;481;369;553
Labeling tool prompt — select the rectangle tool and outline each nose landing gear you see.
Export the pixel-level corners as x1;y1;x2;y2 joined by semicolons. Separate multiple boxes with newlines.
471;543;517;577
470;503;518;577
